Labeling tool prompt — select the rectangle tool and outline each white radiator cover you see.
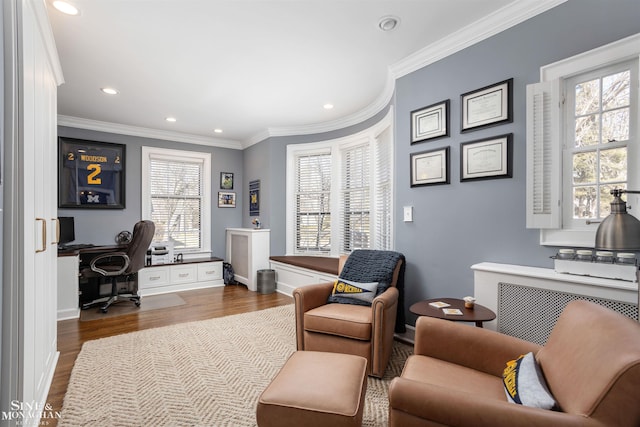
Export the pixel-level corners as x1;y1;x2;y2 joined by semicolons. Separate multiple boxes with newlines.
473;263;638;345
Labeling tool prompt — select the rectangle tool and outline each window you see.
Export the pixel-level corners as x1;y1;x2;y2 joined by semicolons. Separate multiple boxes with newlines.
565;64;632;227
286;110;394;255
141;147;211;255
526;34;639;247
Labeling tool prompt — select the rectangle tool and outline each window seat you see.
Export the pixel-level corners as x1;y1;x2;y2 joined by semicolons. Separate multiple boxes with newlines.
268;256;339;296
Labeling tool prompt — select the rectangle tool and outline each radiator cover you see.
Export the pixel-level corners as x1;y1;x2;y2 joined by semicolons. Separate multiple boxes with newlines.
498;281;638;345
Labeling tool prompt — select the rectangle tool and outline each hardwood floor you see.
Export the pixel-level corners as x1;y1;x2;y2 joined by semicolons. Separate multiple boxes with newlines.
47;285;293;426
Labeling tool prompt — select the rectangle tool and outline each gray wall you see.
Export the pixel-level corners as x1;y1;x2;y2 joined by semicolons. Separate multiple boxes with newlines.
245;0;640;326
395;0;640;324
57;126;244;258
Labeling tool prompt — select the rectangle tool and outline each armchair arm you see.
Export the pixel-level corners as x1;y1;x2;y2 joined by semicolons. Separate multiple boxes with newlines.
414;316;541;376
90;252;130;277
293;281;335;350
371;286;399;377
389;377;602;427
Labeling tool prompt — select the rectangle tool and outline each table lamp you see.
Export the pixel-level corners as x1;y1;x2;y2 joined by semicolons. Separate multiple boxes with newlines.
594;188;640;321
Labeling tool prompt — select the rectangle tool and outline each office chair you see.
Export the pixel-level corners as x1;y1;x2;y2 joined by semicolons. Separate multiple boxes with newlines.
81;220;155;313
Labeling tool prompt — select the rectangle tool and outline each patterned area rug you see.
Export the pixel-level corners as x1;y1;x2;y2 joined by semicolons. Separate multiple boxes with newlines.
79;293;186;321
60;305;413;426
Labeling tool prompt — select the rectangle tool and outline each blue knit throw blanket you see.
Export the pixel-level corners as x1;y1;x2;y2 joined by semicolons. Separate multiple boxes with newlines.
333;249;406;333
339;249;403;286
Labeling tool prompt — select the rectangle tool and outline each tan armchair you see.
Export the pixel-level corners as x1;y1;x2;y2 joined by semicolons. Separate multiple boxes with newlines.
389;300;640;427
293;251;404;378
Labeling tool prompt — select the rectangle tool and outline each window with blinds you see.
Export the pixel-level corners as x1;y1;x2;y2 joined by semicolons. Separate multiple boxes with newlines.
294;152;332;253
286;109;394;255
341;143;370;252
142;147;211;254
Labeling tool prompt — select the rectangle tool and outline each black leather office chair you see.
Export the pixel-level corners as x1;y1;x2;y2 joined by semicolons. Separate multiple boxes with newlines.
81;220;155;313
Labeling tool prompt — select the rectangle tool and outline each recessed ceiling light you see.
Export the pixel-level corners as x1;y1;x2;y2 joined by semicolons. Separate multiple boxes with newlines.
165;117;177;123
100;87;119;95
53;1;79;15
214;129;223;134
323;103;334;110
378;16;399;32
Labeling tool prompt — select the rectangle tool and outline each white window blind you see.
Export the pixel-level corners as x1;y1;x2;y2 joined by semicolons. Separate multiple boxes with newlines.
373;127;393;250
294;151;332;253
341;143;370;252
142;147;211;255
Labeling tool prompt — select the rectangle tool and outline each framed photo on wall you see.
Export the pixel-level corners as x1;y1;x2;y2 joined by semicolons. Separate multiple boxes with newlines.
460;134;513;181
220;172;234;189
461;78;513;132
249;179;260;216
218;191;236;207
410;146;450;187
58;137;126;209
410;99;450;144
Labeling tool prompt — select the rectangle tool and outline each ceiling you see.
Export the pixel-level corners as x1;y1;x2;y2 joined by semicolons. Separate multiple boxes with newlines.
47;0;559;149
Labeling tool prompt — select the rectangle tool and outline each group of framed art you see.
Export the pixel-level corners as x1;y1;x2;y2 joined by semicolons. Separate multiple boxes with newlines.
410;78;513;187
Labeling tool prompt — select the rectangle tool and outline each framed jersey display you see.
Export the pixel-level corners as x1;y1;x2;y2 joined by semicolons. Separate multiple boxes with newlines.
58;137;126;209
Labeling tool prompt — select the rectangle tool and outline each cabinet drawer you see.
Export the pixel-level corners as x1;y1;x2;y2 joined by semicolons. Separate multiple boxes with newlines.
138;266;170;289
171;264;197;284
198;262;222;282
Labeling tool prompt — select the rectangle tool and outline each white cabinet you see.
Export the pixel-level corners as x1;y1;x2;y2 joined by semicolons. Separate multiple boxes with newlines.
4;0;64;415
138;259;224;296
225;228;270;291
57;255;80;320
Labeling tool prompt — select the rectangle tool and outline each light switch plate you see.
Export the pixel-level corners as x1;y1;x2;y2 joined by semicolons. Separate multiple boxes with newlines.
403;206;413;222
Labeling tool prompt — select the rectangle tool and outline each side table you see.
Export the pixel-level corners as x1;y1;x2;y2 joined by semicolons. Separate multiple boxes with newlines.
410;297;496;328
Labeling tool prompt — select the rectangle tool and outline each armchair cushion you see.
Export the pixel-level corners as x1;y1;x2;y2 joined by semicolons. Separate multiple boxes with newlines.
503;352;557;410
304;303;372;341
327;278;379;306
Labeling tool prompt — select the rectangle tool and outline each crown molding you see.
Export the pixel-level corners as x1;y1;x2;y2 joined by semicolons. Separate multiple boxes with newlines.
58;0;566;150
244;0;566;147
243;73;396;148
390;0;567;79
57;115;243;150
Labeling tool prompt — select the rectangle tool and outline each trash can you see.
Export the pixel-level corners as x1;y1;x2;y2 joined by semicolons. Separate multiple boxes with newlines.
257;269;276;294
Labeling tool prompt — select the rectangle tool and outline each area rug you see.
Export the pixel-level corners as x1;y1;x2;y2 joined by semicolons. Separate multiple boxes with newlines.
60;304;413;426
79;293;186;321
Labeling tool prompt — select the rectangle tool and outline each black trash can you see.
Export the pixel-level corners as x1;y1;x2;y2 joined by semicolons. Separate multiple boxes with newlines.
257;269;276;294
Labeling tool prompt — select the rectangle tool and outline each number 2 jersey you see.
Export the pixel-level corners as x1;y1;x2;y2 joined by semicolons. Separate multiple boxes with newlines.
63;147;122;205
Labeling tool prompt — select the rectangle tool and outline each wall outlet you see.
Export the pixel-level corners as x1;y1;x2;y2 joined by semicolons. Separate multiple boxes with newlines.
403;206;413;222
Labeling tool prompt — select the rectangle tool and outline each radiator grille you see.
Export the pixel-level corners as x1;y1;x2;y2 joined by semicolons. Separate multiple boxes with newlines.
498;282;638;345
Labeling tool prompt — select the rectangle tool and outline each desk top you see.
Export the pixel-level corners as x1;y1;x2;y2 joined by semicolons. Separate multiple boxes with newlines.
58;244;125;257
409;298;496;325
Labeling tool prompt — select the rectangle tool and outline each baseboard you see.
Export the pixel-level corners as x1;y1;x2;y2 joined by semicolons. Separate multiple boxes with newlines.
394;324;415;345
57;307;80;321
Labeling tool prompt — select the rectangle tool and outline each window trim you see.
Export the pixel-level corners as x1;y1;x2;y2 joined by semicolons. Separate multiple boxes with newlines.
529;33;640;247
141;146;212;257
285;108;394;256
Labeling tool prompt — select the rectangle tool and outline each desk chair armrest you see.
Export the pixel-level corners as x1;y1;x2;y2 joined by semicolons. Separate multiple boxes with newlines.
90;252;130;277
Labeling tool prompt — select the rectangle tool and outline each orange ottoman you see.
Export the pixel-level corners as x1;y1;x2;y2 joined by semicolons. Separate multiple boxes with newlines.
256;351;368;427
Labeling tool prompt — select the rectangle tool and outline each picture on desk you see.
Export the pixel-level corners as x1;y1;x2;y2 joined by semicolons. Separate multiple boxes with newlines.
58;137;126;209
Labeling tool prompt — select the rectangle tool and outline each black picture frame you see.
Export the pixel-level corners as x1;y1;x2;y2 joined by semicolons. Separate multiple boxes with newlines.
460;133;513;182
410;99;450;144
249;179;260;216
461;78;513;132
58;137;126;209
410;146;450;187
220;172;234;189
